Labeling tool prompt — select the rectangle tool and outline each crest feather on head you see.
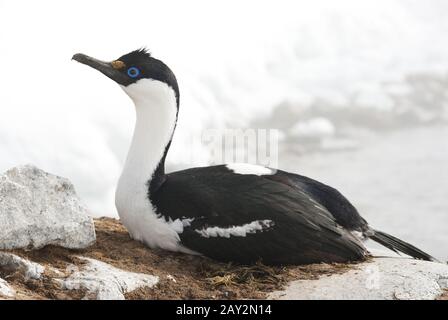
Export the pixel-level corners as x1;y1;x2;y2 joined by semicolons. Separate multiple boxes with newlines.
119;47;152;64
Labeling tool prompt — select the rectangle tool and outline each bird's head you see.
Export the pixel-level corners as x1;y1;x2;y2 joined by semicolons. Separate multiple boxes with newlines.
72;48;179;106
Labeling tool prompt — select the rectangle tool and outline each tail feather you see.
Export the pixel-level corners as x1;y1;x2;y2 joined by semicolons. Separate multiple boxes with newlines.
370;230;437;262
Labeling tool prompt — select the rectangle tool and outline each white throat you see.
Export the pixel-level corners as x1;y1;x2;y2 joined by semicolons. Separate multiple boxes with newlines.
120;79;177;186
115;79;191;253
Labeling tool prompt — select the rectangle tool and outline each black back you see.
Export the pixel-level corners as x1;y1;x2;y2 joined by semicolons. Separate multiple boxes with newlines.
150;165;368;265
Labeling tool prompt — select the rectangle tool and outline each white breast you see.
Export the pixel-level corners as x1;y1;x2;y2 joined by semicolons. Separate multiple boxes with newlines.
115;175;180;251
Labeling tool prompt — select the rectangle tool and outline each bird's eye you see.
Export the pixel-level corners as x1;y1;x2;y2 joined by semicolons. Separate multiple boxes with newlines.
127;67;140;78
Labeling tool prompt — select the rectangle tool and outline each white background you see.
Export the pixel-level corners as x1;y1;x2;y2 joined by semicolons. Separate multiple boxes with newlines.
0;0;447;258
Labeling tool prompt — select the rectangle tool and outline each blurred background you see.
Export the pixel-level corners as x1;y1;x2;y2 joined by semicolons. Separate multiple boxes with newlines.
0;0;446;260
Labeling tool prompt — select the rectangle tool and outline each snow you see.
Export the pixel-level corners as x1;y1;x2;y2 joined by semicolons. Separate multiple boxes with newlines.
282;126;448;261
289;118;335;138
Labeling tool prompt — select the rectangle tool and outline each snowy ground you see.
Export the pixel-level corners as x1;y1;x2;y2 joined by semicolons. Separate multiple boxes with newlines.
280;126;448;262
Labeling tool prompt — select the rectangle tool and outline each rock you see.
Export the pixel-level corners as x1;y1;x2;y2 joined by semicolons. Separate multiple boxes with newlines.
0;278;15;298
0;253;159;300
0;165;96;249
269;257;448;300
59;257;159;300
0;252;45;280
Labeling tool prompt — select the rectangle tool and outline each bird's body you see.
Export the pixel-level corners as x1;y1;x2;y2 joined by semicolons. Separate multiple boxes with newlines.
73;49;436;265
148;164;368;264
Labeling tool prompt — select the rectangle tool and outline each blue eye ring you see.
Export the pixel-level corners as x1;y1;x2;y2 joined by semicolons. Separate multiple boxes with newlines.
127;67;140;78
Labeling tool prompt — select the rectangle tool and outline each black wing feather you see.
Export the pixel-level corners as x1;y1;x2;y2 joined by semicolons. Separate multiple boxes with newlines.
151;165;367;265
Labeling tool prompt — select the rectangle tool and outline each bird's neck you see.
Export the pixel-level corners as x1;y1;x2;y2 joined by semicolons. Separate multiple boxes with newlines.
119;80;178;195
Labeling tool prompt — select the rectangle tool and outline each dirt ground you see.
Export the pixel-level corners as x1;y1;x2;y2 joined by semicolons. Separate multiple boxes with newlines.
438;290;448;300
2;218;359;300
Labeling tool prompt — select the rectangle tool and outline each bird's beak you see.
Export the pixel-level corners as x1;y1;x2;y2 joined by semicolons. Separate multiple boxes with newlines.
72;53;129;85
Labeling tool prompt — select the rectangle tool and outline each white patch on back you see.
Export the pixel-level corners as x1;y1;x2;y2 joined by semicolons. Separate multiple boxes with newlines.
226;163;274;176
115;79;196;255
167;217;195;234
351;230;366;240
195;220;274;238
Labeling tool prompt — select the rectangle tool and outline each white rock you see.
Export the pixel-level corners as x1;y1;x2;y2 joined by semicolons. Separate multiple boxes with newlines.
0;278;15;298
0;252;45;280
0;165;96;249
269;257;448;300
60;257;159;300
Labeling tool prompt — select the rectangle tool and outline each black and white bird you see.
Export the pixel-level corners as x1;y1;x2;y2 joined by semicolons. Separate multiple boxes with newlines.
73;49;436;265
